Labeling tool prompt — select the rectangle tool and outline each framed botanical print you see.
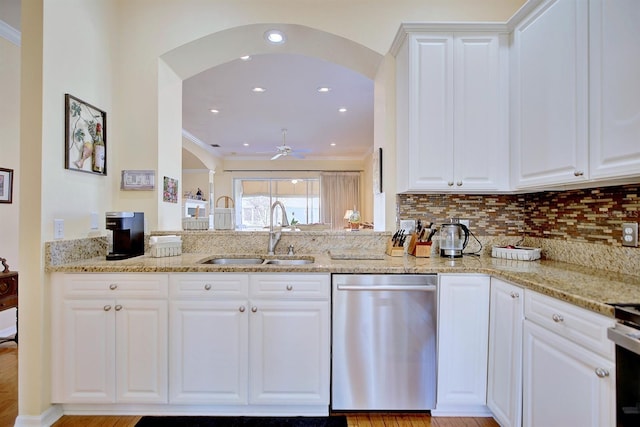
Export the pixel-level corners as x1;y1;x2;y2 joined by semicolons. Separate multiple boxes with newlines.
0;168;13;203
64;94;107;175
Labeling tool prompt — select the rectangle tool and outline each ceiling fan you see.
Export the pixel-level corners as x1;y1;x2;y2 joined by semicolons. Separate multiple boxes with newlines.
270;129;310;160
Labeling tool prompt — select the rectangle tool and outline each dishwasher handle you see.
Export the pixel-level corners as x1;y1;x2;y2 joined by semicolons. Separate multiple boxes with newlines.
336;284;437;292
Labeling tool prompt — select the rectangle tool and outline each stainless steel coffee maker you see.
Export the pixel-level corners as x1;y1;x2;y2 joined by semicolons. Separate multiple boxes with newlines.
439;218;470;258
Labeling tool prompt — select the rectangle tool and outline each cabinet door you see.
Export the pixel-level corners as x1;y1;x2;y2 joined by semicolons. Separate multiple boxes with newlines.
115;299;168;403
512;0;589;188
55;299;116;403
523;320;615;427
397;33;454;192
435;274;491;416
589;0;640;179
453;34;507;191
487;278;523;427
249;300;330;405
169;299;248;404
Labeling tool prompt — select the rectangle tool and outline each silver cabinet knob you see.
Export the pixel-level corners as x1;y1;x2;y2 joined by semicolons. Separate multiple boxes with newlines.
251;306;258;313
456;181;463;186
510;292;520;299
239;306;246;313
204;283;212;291
103;305;112;311
286;284;293;291
595;368;609;378
574;170;584;176
115;304;123;311
447;181;454;187
109;284;117;290
552;313;564;323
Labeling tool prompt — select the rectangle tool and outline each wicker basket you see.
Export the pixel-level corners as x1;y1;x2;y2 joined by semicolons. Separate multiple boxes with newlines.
214;196;235;230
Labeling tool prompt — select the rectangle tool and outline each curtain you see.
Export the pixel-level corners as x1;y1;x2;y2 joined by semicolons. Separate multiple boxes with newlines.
320;172;360;230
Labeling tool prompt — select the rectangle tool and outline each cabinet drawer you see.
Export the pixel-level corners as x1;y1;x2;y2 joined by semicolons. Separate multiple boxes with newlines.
250;274;330;300
0;274;18;310
524;290;614;359
169;273;248;298
63;273;168;298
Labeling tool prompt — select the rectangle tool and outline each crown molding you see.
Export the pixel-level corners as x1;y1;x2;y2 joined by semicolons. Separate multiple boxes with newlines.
0;19;20;46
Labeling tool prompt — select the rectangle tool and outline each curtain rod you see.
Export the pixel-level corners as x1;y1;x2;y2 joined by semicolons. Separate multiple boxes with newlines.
222;169;363;172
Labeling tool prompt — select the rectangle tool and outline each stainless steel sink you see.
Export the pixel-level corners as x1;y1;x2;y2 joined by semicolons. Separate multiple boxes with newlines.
264;258;314;265
201;257;265;265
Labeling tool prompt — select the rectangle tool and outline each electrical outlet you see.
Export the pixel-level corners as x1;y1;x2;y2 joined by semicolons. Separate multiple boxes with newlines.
90;212;99;230
460;219;470;228
400;219;416;234
622;222;638;247
54;219;64;239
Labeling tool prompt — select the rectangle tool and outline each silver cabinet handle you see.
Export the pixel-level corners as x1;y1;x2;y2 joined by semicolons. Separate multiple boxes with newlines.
574;170;584;176
239;306;246;313
109;284;117;290
286;284;293;291
204;283;212;291
456;181;463;186
115;304;123;311
103;305;112;311
595;368;609;378
251;306;258;313
552;313;564;323
510;292;520;299
447;181;454;187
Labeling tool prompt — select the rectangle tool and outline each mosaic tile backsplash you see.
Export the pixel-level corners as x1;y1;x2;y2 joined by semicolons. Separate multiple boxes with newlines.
398;184;639;246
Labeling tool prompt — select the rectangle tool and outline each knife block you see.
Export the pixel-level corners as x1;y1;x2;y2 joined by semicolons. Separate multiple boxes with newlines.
412;242;433;258
385;238;405;257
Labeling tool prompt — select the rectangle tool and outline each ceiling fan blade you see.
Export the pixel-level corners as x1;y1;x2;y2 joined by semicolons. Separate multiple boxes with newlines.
291;152;306;159
271;152;284;160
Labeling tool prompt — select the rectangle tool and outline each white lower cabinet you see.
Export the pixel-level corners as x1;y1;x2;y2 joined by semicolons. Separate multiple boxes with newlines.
522;290;615;427
435;274;491;416
51;273;169;404
169;273;330;409
487;278;523;427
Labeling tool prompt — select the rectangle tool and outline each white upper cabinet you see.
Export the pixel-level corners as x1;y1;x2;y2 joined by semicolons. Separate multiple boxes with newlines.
589;0;640;180
394;26;509;193
512;0;640;189
511;0;589;188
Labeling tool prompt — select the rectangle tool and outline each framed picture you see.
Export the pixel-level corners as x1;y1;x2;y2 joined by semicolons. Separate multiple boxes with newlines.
64;94;107;175
163;176;178;203
0;168;13;203
121;170;155;191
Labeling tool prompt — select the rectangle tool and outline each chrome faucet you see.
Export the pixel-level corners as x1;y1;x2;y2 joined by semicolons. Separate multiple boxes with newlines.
268;201;289;255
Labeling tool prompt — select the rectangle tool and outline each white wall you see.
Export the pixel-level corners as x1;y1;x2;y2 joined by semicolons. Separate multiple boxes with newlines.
0;36;20;334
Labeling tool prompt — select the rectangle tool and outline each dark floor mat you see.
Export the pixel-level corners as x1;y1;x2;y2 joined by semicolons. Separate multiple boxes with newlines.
135;415;347;427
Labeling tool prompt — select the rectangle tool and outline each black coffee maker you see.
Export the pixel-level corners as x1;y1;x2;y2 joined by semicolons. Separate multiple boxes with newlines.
106;212;144;260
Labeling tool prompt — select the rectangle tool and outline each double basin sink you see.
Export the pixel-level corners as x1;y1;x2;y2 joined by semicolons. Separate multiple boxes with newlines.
200;256;314;266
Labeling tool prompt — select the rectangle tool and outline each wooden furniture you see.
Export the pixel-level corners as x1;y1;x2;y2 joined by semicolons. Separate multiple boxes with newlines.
0;257;18;344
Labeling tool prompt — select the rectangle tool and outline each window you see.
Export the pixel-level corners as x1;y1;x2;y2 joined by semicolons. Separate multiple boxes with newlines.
233;178;320;230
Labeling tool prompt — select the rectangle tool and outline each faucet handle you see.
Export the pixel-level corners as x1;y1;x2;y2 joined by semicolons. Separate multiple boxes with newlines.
288;245;295;255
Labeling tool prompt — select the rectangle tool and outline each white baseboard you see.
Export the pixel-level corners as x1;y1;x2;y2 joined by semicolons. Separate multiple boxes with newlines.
13;405;63;427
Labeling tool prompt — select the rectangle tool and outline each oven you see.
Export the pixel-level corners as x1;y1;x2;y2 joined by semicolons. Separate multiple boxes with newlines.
607;304;640;427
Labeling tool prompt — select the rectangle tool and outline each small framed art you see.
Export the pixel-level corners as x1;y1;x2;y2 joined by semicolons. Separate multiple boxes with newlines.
0;168;13;204
65;94;107;175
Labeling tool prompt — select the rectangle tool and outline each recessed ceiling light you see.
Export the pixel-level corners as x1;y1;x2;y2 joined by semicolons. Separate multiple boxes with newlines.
291;179;298;184
243;142;249;147
264;30;286;44
338;107;347;113
240;55;252;61
210;109;220;114
317;87;331;93
330;142;337;146
252;87;266;93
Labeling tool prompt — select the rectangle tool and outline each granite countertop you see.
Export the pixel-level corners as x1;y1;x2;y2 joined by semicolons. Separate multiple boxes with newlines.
47;252;640;317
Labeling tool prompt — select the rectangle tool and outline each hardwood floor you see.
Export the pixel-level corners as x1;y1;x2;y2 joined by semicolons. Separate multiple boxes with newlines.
0;345;498;427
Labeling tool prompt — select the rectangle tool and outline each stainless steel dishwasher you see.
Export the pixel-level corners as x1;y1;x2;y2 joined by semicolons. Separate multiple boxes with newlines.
331;274;437;410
